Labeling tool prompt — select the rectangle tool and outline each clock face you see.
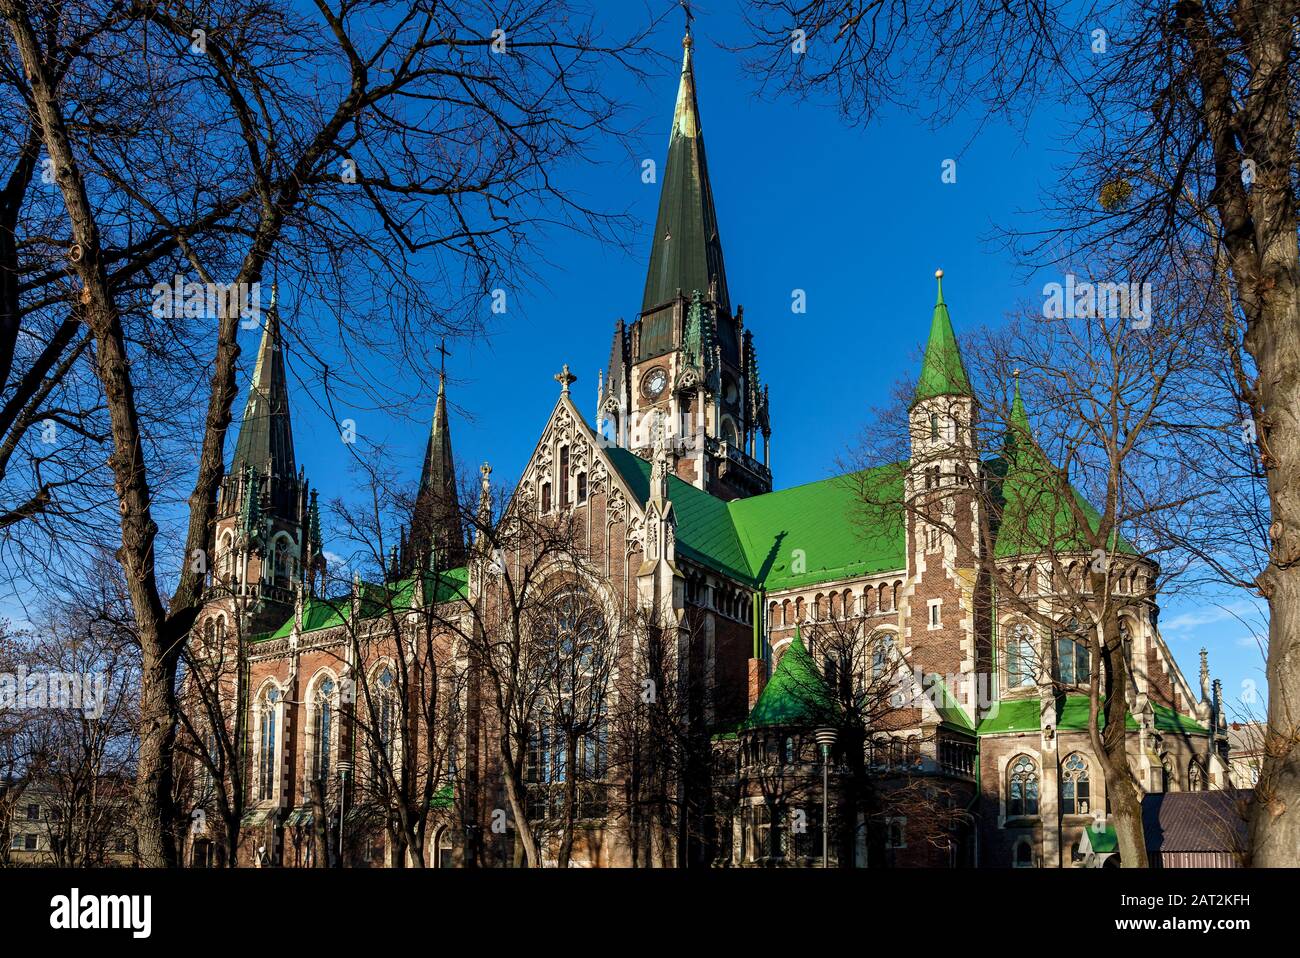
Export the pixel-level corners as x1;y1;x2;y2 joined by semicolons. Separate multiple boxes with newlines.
643;367;668;400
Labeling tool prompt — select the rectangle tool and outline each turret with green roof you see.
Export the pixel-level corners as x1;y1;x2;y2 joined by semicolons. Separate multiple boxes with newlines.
745;626;839;729
912;269;973;407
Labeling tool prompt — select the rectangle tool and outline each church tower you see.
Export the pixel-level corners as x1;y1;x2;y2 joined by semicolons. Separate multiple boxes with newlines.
598;31;771;501
209;295;319;636
904;271;984;706
403;370;466;574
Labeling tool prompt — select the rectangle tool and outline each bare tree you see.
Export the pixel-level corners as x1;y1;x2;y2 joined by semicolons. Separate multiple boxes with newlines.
0;0;658;864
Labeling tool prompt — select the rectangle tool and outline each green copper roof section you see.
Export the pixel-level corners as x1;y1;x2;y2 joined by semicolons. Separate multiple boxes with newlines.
991;386;1136;560
1083;824;1118;854
261;567;468;642
1058;695;1140;731
978;695;1154;735
745;627;838;728
928;674;975;731
606;449;907;589
912;272;972;406
606;447;752;582
640;35;730;317
1152;704;1208;735
976;697;1041;735
391;566;470;608
231;300;295;476
728;466;906;591
268;594;349;641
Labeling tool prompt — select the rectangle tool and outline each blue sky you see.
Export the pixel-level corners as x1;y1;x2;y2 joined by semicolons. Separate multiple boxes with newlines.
246;4;1262;714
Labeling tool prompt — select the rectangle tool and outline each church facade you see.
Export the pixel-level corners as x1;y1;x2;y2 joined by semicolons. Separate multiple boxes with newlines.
183;33;1231;869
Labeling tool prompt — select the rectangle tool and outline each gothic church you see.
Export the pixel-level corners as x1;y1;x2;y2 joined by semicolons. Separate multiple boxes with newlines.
186;32;1230;869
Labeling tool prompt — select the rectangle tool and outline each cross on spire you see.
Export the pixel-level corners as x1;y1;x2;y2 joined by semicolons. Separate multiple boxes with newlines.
437;337;450;379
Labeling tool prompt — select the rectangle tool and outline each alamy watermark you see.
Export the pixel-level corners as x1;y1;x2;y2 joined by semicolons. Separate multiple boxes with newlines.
0;667;107;718
151;276;262;327
1042;274;1153;329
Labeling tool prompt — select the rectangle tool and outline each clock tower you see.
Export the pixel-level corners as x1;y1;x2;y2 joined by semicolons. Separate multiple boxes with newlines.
597;31;772;501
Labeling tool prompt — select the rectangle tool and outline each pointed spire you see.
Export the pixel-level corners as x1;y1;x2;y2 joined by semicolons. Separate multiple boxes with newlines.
913;269;973;407
744;625;838;729
640;31;730;318
408;372;465;573
473;462;494;554
231;298;296;476
602;318;629;412
1008;370;1030;439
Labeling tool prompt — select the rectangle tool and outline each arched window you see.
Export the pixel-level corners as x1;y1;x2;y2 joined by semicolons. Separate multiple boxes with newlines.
540;482;552;513
312;676;335;781
219;533;234;578
1056;619;1091;685
929;412;939;440
377;665;395;764
215;617;226;645
272;537;292;587
1160;754;1174;792
871;633;895;680
576;471;588;504
257;686;281;801
1007;755;1039;817
203;618;215;645
1061;753;1090;815
1188;759;1204;791
1006;624;1036;688
559;445;570;508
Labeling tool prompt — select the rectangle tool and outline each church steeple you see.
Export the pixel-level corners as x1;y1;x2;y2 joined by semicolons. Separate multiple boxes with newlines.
212;289;313;634
616;30;770;501
231;293;295;478
408;370;465;571
640;31;730;322
913;269;973;407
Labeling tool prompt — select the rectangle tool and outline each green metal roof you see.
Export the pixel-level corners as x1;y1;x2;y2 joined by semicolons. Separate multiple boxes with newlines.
606;449;908;591
1058;695;1140;731
1083;824;1118;854
992;383;1136;560
1153;704;1208;735
260;567;469;642
977;695;1204;736
744;627;838;728
728;466;906;591
928;674;975;731
268;594;349;641
976;698;1041;735
912;274;972;406
606;448;753;581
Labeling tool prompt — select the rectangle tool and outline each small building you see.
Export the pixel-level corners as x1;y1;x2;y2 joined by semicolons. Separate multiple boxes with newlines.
1141;790;1251;868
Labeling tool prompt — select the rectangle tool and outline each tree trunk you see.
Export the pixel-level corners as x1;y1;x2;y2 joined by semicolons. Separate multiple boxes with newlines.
499;736;540;867
557;731;579;868
2;1;180;866
308;777;331;868
1174;0;1300;867
1088;618;1148;867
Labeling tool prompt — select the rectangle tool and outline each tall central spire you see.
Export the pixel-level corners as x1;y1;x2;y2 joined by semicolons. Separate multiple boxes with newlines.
640;32;730;319
231;294;295;477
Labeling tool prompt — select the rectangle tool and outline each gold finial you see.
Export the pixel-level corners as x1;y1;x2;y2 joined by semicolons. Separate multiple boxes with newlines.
934;268;943;279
